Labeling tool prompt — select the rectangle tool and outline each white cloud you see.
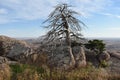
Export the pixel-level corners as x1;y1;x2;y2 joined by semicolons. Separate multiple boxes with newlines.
107;27;120;31
101;13;120;19
0;0;113;24
83;27;120;38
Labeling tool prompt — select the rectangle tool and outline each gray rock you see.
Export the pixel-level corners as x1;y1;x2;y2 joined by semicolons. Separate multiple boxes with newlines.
41;45;87;69
98;51;110;62
75;46;86;67
0;36;33;61
0;56;8;64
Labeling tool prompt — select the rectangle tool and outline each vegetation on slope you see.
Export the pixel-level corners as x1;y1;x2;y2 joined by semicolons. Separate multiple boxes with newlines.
0;63;119;80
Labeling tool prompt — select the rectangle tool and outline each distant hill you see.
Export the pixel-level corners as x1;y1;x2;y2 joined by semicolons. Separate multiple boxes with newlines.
103;39;120;52
23;37;120;52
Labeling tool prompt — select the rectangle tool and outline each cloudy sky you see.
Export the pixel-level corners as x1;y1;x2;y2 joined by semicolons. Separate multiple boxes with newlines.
0;0;120;38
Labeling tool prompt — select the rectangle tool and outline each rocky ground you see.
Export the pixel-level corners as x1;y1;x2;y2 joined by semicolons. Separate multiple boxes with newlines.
0;36;120;75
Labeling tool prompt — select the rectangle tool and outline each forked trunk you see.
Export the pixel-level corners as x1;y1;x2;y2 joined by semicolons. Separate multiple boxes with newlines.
65;22;76;67
62;13;76;67
68;46;76;67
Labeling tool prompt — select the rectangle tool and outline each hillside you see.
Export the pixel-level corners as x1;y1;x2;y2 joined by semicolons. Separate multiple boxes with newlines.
103;38;120;52
0;36;120;80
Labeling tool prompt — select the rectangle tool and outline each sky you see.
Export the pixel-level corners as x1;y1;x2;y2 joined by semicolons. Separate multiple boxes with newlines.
0;0;120;38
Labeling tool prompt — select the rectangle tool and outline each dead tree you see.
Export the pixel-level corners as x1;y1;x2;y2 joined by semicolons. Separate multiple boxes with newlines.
43;3;86;67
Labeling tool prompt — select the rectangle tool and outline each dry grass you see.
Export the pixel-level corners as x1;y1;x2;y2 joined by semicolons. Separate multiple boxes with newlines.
21;53;48;67
0;63;120;80
108;73;120;80
16;69;40;80
0;63;11;80
0;52;120;80
50;65;109;80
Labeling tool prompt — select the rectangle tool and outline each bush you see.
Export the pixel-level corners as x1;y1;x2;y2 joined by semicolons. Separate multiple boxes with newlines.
99;60;109;68
10;63;48;80
10;64;28;73
85;39;105;54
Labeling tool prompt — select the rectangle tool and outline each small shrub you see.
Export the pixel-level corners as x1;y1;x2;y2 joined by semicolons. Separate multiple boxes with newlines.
99;60;109;68
10;63;48;80
85;39;105;54
10;64;28;73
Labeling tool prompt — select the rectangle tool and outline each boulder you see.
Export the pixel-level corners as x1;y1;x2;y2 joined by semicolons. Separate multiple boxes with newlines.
75;46;86;67
108;51;120;59
0;56;8;64
98;51;110;62
0;36;33;61
42;45;87;69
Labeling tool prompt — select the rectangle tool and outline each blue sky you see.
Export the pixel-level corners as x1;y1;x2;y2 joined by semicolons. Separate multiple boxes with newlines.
0;0;120;38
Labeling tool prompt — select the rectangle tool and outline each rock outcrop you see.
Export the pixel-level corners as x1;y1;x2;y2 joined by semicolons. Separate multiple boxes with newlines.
37;44;87;69
98;51;110;62
74;46;86;67
0;36;33;61
0;56;8;64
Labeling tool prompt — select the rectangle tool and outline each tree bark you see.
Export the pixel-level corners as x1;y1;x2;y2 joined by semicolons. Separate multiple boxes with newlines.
65;21;75;67
61;13;76;67
68;46;76;67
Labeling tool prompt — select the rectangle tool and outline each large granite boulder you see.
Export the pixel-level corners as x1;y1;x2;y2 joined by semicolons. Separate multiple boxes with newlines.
37;44;86;69
98;51;110;62
0;56;8;64
75;46;86;68
0;36;33;61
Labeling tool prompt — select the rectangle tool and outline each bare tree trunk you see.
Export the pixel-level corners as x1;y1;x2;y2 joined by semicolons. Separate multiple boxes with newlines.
65;22;75;67
61;14;76;67
68;46;76;67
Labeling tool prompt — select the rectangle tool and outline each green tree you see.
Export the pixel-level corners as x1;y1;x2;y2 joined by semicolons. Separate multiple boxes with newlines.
85;39;105;54
44;4;86;67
